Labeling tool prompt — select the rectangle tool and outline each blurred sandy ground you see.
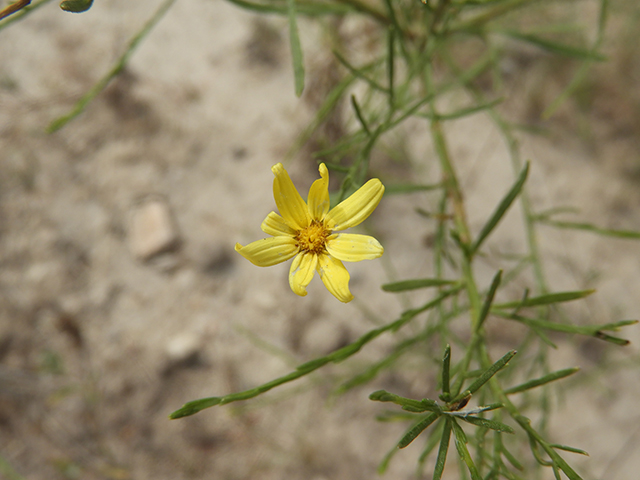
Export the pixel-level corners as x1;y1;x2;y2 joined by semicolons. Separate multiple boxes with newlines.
0;0;639;479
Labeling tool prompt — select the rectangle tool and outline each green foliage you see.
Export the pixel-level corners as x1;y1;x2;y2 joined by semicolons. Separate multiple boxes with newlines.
166;0;636;476
8;0;637;478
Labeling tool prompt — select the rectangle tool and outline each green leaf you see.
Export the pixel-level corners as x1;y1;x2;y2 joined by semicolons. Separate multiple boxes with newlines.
415;98;504;121
504;367;580;395
476;270;502;331
417;420;446;476
457;415;514;434
593;330;632;346
350;95;371;136
169;397;222;419
384;183;442;194
387;26;395;109
433;419;452;480
550;444;589;456
441;344;451;399
538;219;640;240
498;30;607;61
377;443;399;475
59;0;93;13
399;412;440;449
471;162;529;254
451;419;482;480
493;289;595;309
170;294;459;418
450;350;516;405
501;442;524;471
369;390;439;413
286;0;305;96
498;314;636;345
333;50;388;93
382;278;457;292
226;0;353;16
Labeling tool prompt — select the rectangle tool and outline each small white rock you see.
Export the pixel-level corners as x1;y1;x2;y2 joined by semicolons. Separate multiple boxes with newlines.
166;332;200;363
129;198;179;261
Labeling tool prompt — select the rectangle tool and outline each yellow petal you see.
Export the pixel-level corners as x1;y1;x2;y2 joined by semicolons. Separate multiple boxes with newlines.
272;163;311;231
316;253;353;303
307;163;330;222
325;178;384;231
289;252;318;296
235;237;299;266
261;211;297;237
325;233;383;262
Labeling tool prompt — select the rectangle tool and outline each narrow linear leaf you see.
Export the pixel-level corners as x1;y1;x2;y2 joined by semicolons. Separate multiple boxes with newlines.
350;95;371;136
48;0;177;132
382;278;457;292
442;344;451;398
384;183;442;194
476;270;502;331
171;293;457;418
387;26;395;108
169;397;222;419
553;465;562;480
504;367;580;395
498;313;635;344
513;415;583;480
451;419;482;480
596;319;638;331
399;412;440;449
498;30;607;61
418;421;446;476
286;0;305;96
226;0;353;16
452;0;535;31
472;162;529;254
457;415;514;434
433;419;452;480
550;444;589;456
416;98;504;121
333;50;388;92
377;443;400;475
493;289;595;309
500;440;524;471
369;390;439;413
593;331;630;346
539;219;640;239
529;323;558;349
447;403;504;416
451;350;516;404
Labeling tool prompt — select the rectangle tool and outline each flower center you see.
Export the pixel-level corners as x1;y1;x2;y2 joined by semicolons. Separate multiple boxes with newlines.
295;221;331;255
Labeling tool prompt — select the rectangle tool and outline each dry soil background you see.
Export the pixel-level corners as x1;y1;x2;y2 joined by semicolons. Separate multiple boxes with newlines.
0;1;639;479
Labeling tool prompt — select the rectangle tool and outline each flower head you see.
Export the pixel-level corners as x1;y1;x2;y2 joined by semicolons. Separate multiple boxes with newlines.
235;163;384;302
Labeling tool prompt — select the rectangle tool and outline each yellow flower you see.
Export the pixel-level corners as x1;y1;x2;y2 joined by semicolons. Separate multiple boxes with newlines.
235;163;385;303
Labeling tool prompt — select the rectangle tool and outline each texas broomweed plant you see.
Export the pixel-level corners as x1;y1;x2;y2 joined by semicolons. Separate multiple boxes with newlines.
168;0;638;478
11;0;639;478
235;163;384;302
